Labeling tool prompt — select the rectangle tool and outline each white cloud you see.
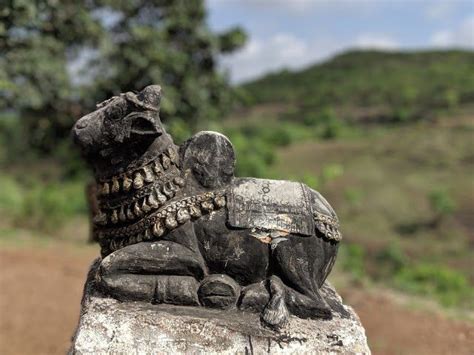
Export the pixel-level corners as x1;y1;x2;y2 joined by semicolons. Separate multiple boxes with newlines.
221;32;399;83
208;0;375;14
243;0;322;13
425;0;459;20
221;34;314;83
430;16;474;47
353;34;399;50
208;0;315;13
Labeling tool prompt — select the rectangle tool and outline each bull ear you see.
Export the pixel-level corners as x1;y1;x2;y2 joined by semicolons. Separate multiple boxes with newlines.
137;85;162;111
128;113;162;137
123;85;161;112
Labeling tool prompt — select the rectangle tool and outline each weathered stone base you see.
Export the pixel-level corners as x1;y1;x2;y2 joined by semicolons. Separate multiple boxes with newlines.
70;259;370;354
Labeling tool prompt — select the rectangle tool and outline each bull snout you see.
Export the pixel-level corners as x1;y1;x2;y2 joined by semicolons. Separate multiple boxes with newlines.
72;111;104;154
75;117;90;130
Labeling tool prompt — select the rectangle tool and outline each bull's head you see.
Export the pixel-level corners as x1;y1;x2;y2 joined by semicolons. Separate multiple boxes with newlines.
73;85;173;179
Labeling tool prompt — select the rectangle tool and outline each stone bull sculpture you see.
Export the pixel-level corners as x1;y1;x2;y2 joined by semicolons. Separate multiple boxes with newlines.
72;85;342;327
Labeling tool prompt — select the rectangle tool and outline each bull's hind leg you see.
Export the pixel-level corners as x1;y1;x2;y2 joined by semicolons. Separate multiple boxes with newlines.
98;240;206;306
271;234;337;320
284;286;331;319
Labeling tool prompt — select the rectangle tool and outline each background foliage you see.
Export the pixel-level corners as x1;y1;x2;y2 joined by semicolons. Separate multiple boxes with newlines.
0;0;246;152
0;1;473;311
243;50;474;124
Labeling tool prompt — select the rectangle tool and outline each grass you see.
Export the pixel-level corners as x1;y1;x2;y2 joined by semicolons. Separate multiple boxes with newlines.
1;49;473;312
270;115;474;309
1;107;472;311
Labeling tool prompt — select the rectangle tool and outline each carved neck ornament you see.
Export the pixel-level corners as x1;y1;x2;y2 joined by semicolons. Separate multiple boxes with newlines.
92;145;227;256
98;190;226;256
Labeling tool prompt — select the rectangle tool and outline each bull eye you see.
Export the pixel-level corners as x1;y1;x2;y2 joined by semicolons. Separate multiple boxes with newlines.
108;104;124;120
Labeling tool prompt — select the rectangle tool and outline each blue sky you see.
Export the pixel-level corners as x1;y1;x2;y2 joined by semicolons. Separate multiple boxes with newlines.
206;0;474;82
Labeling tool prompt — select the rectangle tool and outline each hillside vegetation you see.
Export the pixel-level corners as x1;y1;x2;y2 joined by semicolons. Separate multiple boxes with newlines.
275;117;474;309
1;50;473;311
224;50;474;310
242;50;474;123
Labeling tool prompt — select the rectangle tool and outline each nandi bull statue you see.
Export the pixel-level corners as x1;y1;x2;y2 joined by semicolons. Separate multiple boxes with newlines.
72;85;342;328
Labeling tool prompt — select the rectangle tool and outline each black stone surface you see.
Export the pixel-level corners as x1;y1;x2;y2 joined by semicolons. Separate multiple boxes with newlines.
73;85;342;327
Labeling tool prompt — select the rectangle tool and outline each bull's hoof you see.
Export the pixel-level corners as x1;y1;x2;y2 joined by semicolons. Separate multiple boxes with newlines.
198;274;240;309
261;276;289;328
262;296;289;328
285;288;333;320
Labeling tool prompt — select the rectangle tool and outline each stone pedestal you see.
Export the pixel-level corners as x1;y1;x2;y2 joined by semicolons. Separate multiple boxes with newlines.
70;260;370;354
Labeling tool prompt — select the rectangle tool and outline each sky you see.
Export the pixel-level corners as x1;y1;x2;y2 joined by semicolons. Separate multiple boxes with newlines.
206;0;474;83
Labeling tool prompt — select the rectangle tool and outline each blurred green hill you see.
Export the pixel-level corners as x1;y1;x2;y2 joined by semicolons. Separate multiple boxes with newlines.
242;50;474;124
1;49;473;312
222;50;474;310
222;49;474;177
1;3;473;351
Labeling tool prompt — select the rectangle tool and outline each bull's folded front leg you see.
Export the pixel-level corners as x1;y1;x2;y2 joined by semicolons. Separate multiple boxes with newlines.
97;240;206;306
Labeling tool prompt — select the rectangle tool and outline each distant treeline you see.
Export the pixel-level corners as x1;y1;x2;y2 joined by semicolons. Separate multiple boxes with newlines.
242;50;474;123
0;0;246;154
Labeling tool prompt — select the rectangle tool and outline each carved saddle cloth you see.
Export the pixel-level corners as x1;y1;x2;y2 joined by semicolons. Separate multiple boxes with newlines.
227;178;341;241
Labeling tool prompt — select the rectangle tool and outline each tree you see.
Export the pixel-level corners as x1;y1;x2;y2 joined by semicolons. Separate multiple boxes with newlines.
0;0;246;152
0;0;103;152
89;0;246;141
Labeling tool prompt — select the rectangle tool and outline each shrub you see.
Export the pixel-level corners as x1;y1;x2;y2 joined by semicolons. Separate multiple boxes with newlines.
319;164;344;186
166;119;192;145
0;174;87;232
443;89;460;109
226;131;276;177
395;264;473;307
0;174;24;217
429;188;456;217
321;116;344;139
300;173;319;190
344;188;364;207
265;126;293;147
374;242;407;279
340;244;366;281
0;112;28;164
302;111;320;127
392;107;412;123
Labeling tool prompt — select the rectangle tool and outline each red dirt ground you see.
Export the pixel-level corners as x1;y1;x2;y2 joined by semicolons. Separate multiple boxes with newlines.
0;245;473;355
